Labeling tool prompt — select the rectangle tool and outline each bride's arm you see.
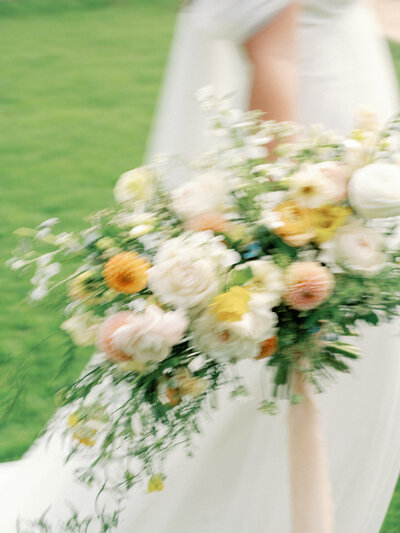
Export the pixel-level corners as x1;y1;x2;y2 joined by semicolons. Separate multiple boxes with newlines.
244;3;298;122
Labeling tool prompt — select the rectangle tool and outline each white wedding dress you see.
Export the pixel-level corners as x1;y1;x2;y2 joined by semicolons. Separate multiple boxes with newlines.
1;1;400;532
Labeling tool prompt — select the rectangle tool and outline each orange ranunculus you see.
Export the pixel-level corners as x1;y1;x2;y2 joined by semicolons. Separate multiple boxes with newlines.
103;251;150;294
255;336;278;360
166;387;182;407
273;201;314;246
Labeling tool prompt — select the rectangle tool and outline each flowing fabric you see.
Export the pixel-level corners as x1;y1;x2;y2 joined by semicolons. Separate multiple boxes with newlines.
1;1;400;532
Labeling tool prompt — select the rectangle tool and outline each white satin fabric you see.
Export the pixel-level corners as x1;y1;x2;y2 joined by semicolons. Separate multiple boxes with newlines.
1;1;400;532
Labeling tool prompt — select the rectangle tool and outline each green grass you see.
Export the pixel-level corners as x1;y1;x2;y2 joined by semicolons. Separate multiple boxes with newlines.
0;0;177;457
0;2;399;530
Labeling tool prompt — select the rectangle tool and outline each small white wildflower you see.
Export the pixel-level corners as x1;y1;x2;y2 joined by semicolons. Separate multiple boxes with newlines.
30;285;48;301
39;218;59;228
43;263;61;278
129;224;153;239
37;253;55;268
7;258;27;271
36;228;51;240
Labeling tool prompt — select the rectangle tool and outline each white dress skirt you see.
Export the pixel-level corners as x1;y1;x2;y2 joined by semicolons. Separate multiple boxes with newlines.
1;1;400;532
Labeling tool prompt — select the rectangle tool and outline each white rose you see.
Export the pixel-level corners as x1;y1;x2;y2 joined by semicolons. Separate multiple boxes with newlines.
114;167;154;204
171;171;228;221
191;312;258;361
149;233;239;309
326;220;386;274
290;164;345;208
348;162;400;218
237;260;284;308
191;295;277;361
232;293;278;341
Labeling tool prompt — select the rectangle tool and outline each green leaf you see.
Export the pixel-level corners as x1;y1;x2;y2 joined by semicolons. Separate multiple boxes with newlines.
363;312;379;325
229;266;253;287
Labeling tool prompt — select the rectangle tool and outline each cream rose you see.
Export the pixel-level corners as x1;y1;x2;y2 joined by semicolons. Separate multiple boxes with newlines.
327;220;386;274
348;162;400;218
313;161;349;202
149;233;239;309
171;171;228;221
114;167;154;204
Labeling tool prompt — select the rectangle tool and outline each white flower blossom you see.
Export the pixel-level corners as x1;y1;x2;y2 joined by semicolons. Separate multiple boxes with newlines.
348;162;400;218
114;167;154;205
320;220;386;274
149;233;239;309
191;294;277;362
171;171;229;221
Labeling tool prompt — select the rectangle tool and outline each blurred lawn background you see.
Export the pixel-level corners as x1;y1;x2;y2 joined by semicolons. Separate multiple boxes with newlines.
0;1;399;530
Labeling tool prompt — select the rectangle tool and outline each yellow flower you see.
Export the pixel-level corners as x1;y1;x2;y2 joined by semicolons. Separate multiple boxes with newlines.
68;270;98;302
103;251;150;294
67;413;80;427
118;360;148;373
273;201;314;246
309;206;352;244
209;286;251;323
96;237;117;251
67;406;108;448
67;414;97;447
148;474;164;493
174;367;208;398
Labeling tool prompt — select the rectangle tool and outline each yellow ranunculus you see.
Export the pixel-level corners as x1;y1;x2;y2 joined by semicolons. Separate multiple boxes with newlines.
68;270;98;302
273;201;314;246
148;474;164;493
209;286;251;323
309;206;352;244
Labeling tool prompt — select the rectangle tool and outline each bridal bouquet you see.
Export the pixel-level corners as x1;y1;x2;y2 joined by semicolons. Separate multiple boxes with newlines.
8;91;400;522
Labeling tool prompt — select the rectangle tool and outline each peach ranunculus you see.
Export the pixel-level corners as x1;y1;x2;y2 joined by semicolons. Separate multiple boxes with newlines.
186;212;230;234
284;261;334;311
270;201;314;246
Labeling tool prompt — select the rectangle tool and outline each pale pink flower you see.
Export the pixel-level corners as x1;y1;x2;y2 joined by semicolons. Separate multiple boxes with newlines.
97;311;135;362
98;306;188;364
314;161;349;202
